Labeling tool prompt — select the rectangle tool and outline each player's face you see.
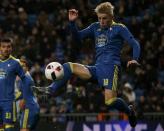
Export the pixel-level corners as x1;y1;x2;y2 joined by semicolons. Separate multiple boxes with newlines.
0;42;12;59
97;13;113;28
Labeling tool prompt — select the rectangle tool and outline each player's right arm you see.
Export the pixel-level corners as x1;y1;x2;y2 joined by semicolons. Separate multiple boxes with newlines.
68;9;94;40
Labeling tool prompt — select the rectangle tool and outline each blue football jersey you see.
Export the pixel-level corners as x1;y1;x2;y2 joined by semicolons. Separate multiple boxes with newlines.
69;21;140;65
15;73;39;130
17;72;39;110
0;55;25;101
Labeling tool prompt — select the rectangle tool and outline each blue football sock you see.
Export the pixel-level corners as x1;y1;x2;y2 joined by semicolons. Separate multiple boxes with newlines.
49;62;73;93
106;98;130;115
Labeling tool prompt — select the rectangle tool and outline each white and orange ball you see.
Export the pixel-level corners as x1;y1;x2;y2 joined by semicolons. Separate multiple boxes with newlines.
45;62;64;81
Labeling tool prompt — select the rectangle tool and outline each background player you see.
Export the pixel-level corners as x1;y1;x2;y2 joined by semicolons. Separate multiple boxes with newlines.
15;56;40;131
0;37;30;131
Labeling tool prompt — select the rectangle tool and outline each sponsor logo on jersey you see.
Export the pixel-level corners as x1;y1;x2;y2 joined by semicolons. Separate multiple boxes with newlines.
0;68;7;79
96;34;108;47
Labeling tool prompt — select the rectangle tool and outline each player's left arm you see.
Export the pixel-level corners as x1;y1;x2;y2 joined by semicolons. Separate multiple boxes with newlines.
119;25;141;67
15;62;31;87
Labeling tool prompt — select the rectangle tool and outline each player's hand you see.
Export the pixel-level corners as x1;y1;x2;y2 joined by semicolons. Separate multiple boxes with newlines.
68;9;78;21
19;99;25;110
127;60;140;68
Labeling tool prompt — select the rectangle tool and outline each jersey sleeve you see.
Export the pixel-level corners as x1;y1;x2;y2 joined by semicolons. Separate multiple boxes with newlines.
16;62;26;79
23;73;35;91
69;21;95;40
119;25;141;61
20;74;35;100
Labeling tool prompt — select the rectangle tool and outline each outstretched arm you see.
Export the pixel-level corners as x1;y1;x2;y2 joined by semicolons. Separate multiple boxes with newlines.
119;25;141;67
68;9;94;40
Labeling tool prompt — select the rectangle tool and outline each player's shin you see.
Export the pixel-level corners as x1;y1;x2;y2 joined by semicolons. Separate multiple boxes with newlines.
49;62;73;93
105;98;130;115
105;96;137;127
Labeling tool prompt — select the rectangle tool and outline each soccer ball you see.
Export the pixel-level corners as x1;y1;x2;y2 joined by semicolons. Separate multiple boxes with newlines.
45;62;64;81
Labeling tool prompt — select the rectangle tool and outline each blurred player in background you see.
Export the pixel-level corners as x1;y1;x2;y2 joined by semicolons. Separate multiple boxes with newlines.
15;56;40;131
0;37;30;131
44;2;140;128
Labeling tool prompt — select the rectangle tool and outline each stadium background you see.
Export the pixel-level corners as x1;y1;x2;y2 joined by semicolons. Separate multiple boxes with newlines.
0;0;163;130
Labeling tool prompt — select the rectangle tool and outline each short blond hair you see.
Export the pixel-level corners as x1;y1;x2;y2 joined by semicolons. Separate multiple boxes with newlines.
94;2;114;16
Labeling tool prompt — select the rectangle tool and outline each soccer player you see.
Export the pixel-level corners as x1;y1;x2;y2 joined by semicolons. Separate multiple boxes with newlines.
15;57;40;131
47;2;140;127
0;37;30;131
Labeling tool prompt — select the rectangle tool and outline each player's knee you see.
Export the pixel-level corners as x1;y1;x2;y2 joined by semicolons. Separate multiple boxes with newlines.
67;62;84;74
105;97;116;105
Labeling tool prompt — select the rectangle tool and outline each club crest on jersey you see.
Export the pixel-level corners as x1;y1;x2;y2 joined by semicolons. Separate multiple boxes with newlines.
96;34;108;47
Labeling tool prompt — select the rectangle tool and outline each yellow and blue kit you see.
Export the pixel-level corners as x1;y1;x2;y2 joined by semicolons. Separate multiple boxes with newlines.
0;55;26;125
48;20;140;128
16;72;39;130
